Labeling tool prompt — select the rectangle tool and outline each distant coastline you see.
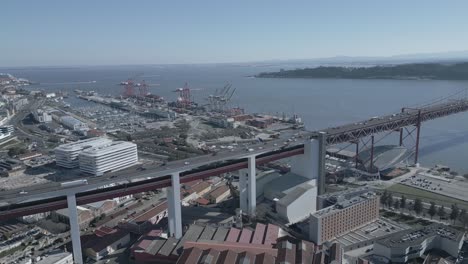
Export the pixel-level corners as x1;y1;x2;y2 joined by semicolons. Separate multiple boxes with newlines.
255;62;468;80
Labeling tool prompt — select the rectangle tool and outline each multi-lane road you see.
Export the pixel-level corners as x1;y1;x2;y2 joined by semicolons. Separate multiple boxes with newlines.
3;99;468;215
0;131;309;205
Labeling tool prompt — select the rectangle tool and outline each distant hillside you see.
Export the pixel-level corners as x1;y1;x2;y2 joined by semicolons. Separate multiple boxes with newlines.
256;62;468;80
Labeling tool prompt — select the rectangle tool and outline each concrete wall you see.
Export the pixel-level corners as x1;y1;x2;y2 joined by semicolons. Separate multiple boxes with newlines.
290;139;320;180
276;184;317;224
309;215;322;245
86;233;130;260
256;171;281;198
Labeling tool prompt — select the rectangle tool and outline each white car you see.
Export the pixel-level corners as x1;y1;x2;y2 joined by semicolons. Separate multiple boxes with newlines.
19;190;28;195
184;161;190;165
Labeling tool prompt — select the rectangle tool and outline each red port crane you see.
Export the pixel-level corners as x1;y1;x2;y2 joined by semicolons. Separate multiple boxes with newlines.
173;82;202;108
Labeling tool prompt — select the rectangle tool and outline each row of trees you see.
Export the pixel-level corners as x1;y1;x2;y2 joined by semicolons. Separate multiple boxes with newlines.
380;190;468;227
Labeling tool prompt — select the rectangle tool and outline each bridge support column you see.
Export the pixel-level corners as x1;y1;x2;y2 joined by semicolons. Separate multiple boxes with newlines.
247;156;256;217
290;132;326;195
370;135;375;171
355;141;359;169
167;172;182;239
66;194;83;264
399;128;404;146
239;169;248;213
414;110;422;166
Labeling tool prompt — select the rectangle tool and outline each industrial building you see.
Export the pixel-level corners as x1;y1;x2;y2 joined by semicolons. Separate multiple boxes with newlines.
119;201;167;234
35;250;73;264
373;224;464;263
55;137;112;168
126;222;345;264
51;206;94;229
261;172;318;224
60;115;89;131
83;227;131;261
79;141;138;175
32;108;52;123
206;185;231;204
208;116;239;128
309;189;379;245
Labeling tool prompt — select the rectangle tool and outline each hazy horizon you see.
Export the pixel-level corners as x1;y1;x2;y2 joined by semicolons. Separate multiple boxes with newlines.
3;1;468;67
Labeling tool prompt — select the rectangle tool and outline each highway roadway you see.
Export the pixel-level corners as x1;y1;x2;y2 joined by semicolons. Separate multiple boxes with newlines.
0;131;309;205
3;99;468;215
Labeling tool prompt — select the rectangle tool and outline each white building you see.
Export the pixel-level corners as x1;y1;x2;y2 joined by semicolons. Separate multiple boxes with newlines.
36;250;73;264
373;224;464;263
0;125;14;141
263;172;318;224
79;141;138;176
33;109;52;123
276;181;317;224
55;137;112;168
19;212;50;223
60;115;89;131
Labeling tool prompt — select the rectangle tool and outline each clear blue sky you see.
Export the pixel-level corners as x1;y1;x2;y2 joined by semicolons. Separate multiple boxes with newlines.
2;0;468;66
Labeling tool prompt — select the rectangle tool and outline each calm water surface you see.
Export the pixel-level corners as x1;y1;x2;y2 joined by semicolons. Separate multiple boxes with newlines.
5;65;468;173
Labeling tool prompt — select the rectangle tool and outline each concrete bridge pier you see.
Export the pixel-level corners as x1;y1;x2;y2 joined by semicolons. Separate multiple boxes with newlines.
290;132;326;195
67;194;83;264
167;172;182;239
239;167;248;214
239;155;257;217
247;155;256;217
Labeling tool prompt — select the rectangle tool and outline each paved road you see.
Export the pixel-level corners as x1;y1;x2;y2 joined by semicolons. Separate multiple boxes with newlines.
0;131;309;205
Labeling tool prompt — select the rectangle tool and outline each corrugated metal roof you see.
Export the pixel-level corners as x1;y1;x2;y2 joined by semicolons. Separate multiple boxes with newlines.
251;223;266;245
158;237;179;256
129;201;167;224
212;227;229;242
147;239;166;255
238;228;253;244
263;224;279;246
199;226;217;241
226;228;241;242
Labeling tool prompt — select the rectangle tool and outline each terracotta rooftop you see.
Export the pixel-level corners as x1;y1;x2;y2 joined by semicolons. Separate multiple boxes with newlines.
191;181;212;194
84;228;129;253
129;201;167;224
207;185;230;199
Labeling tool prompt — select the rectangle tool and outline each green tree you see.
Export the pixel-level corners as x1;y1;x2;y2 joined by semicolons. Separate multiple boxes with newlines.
393;199;400;210
428;202;437;219
380;191;388;206
459;209;468;229
386;192;394;208
8;147;26;157
400;195;407;211
414;198;423;215
450;204;459;223
438;205;446;219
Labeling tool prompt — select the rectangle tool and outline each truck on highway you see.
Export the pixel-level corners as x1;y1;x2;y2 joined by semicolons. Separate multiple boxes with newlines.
61;179;88;188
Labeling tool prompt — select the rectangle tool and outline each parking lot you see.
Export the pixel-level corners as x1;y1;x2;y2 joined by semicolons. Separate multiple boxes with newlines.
400;172;468;202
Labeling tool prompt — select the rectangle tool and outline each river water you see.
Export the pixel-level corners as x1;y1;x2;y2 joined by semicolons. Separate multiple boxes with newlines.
5;64;468;173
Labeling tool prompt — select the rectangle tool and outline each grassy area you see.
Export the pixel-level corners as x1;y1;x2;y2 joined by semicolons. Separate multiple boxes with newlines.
386;183;468;210
381;210;432;228
0;245;26;258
